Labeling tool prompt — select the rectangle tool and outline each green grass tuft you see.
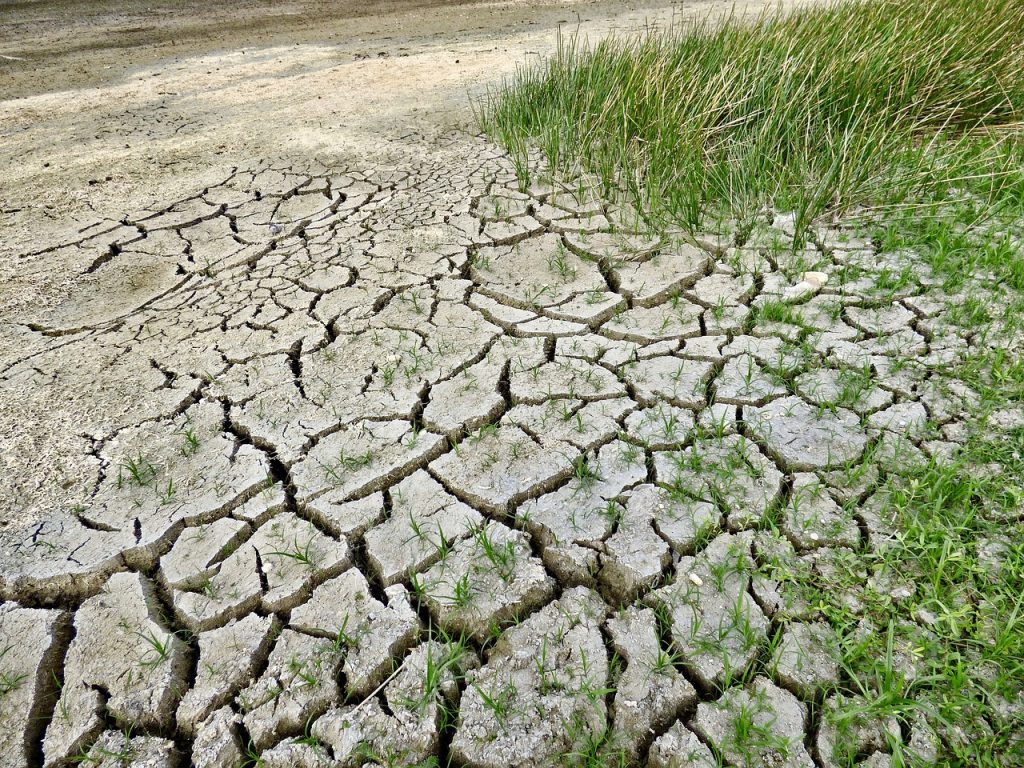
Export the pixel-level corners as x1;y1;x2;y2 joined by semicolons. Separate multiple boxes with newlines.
482;0;1024;233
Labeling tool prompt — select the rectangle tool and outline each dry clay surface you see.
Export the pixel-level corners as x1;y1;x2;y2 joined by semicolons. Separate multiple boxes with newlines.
0;135;981;767
0;1;994;767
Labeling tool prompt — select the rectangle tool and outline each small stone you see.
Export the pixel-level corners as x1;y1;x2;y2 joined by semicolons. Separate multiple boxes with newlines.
803;271;828;287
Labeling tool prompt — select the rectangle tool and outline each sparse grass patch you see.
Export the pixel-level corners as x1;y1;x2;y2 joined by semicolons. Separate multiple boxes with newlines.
772;364;1024;765
814;434;1024;765
0;670;27;697
483;2;1024;764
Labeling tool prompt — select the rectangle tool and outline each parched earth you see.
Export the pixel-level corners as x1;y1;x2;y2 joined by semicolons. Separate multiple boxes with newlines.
1;130;978;767
0;2;1012;768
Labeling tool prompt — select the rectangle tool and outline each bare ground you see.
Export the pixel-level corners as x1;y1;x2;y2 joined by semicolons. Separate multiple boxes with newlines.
8;3;991;768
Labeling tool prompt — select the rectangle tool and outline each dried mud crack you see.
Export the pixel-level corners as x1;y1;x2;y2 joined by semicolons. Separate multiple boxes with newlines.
0;125;1013;768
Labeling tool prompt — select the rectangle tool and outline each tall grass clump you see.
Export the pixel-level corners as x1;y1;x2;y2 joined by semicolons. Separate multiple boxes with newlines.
481;0;1024;232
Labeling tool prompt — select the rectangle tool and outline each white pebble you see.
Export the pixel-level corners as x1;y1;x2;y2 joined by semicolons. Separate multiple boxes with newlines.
802;271;829;288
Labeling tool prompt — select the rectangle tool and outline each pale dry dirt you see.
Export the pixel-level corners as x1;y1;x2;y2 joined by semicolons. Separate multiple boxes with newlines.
1;0;793;320
2;1;991;767
0;0;802;562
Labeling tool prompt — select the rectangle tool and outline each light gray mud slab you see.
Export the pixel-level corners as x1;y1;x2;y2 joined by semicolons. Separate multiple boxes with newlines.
76;731;177;768
648;531;769;690
310;639;476;767
746;396;868;470
177;614;277;734
238;628;344;749
691;677;814;767
43;572;189;767
450;587;609;768
0;606;71;768
420;520;555;642
606;606;697;759
648;722;718;768
0;119;994;767
290;569;420;696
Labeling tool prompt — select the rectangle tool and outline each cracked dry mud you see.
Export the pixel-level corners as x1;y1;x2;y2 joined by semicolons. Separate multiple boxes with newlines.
2;3;1012;753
